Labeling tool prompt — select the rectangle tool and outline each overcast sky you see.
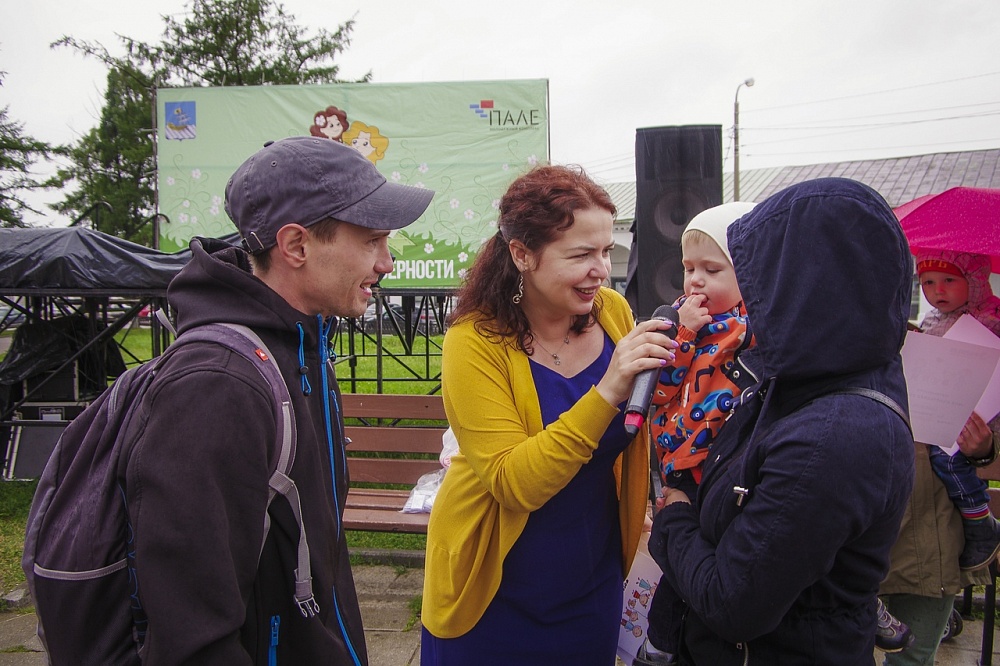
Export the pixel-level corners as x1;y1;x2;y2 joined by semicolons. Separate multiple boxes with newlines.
3;0;999;225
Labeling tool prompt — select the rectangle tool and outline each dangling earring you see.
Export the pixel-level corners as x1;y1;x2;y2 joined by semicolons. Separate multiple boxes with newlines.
512;274;524;304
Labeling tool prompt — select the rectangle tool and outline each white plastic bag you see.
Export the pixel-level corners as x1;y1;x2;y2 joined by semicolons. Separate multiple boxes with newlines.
401;468;445;514
439;427;459;468
401;427;457;514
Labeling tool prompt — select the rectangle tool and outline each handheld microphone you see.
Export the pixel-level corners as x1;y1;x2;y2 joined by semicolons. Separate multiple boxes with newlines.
624;305;680;437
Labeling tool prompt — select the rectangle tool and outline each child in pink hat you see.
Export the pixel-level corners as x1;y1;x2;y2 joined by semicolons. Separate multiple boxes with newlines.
917;249;1000;571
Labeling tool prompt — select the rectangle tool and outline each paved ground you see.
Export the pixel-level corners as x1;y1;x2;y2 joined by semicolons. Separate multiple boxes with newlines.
0;564;425;666
0;564;995;665
354;564;423;666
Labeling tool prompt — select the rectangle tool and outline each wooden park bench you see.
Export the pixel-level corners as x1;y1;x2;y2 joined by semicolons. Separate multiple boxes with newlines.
342;393;448;533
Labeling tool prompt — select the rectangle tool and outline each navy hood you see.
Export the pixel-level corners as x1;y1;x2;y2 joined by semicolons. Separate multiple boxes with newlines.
728;178;912;383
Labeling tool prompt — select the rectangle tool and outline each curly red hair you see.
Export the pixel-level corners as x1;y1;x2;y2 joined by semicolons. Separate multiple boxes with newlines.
451;164;617;353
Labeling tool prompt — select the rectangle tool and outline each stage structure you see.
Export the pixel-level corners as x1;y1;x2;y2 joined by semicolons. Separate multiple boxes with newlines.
0;227;449;479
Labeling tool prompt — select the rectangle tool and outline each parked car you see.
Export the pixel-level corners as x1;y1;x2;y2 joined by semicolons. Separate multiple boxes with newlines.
360;303;406;333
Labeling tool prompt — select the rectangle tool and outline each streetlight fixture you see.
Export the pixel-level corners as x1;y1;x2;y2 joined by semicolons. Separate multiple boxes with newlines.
733;77;755;202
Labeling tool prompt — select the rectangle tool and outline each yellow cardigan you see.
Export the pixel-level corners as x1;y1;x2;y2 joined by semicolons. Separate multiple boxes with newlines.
421;287;650;638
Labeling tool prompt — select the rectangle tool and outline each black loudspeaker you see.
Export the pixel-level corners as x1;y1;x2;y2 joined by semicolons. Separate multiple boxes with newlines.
5;423;64;479
630;125;723;318
24;364;80;402
4;404;86;479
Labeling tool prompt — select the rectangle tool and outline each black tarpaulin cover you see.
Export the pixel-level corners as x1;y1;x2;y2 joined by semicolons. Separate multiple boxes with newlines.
0;226;235;417
0;227;212;291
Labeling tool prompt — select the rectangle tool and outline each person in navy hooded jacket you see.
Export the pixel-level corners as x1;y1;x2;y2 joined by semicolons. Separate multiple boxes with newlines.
647;178;915;665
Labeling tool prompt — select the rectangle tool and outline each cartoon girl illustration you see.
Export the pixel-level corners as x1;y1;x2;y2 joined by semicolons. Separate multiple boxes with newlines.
621;610;644;637
342;121;389;164
309;106;349;142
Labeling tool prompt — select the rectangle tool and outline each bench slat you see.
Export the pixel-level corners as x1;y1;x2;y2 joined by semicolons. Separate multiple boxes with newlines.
344;426;444;454
341;393;447;420
347;488;410;510
343;507;430;533
348;457;443;486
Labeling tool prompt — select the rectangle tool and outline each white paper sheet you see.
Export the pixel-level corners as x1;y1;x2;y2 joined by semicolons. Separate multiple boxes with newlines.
617;547;663;664
900;330;1000;452
943;314;1000;424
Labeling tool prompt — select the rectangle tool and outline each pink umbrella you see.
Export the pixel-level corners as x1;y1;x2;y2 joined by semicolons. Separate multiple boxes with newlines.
894;187;1000;273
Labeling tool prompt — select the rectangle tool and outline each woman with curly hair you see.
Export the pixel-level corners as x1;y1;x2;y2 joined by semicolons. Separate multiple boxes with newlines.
421;164;677;664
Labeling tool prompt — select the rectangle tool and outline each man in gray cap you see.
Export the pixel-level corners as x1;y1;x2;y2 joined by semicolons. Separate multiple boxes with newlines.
121;137;433;663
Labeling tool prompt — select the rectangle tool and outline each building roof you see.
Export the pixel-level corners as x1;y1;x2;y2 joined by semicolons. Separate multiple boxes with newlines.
603;180;637;221
753;148;1000;207
607;147;1000;221
722;166;785;205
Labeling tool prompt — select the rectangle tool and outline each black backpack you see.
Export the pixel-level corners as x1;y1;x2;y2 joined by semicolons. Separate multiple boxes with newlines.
22;323;317;665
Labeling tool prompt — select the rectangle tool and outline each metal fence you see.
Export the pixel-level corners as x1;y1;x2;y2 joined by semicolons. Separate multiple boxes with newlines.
332;288;455;395
0;287;456;406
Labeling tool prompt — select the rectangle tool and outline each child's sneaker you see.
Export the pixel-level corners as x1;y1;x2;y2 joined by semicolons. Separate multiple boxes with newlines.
632;639;677;665
959;516;1000;571
875;597;914;653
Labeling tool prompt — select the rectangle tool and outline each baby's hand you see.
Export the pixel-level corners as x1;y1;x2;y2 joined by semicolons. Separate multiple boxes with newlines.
958;411;993;458
678;293;712;332
659;487;691;508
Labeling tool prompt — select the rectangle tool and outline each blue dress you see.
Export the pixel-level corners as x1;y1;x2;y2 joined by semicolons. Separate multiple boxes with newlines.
422;334;631;665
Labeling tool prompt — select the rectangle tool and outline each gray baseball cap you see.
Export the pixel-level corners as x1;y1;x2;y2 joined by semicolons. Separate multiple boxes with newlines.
225;136;435;254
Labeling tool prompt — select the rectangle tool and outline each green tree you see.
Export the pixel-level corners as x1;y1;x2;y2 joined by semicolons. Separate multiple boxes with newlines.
51;0;368;243
0;72;58;228
45;64;156;243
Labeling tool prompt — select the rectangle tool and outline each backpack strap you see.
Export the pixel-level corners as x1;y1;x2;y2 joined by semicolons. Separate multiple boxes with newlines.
730;384;910;513
170;323;318;617
825;387;911;435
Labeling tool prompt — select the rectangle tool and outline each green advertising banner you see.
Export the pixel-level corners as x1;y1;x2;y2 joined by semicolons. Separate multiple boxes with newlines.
156;80;549;287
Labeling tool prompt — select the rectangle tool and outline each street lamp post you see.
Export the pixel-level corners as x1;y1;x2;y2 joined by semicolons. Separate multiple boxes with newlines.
733;77;755;202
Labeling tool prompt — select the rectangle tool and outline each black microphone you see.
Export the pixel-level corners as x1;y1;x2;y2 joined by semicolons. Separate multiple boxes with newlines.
624;305;680;437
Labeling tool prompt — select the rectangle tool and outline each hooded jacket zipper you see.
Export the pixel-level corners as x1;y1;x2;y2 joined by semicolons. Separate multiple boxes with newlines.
269;615;279;666
313;315;362;666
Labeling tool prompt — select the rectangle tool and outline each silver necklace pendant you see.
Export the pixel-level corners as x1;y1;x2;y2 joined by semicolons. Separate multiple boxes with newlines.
534;333;570;366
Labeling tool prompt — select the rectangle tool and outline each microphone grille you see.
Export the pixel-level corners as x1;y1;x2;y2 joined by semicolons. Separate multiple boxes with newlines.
651;304;680;324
